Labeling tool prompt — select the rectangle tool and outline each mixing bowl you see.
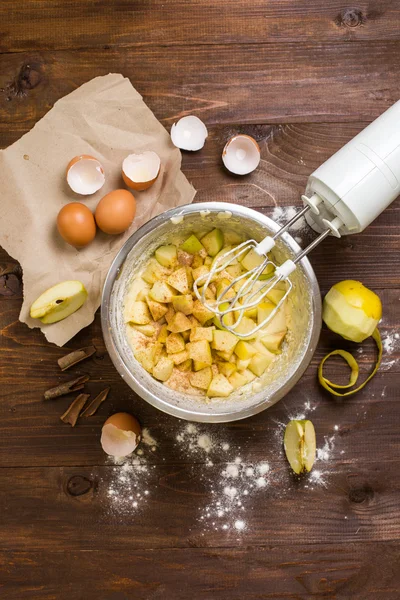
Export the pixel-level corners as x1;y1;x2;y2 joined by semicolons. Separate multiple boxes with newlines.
101;202;321;422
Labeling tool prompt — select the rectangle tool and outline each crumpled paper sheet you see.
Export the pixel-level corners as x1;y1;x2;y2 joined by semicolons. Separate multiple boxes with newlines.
0;74;195;346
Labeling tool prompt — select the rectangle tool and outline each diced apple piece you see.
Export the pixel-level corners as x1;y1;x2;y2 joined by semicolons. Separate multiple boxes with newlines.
223;230;244;245
196;285;216;301
261;307;287;335
192;265;211;284
134;344;156;372
188;315;200;328
190;326;214;342
191;254;204;269
248;351;274;377
229;371;248;390
216;278;235;301
257;301;275;325
261;331;286;352
193;300;214;325
236;358;251;371
204;256;213;267
167;312;192;333
234;340;257;360
177;249;194;267
267;288;286;305
167;267;190;294
172;350;189;365
190;367;212;390
201;228;224;257
158;324;169;343
194;360;209;371
241;369;256;384
142;258;171;284
166;332;185;354
165;305;175;324
128;301;151;325
153;342;164;365
176;359;192;372
187;340;212;365
136;289;148;301
226;264;242;278
240;249;275;280
211;364;219;377
146;297;168;321
29;280;88;324
212;330;238;353
131;324;156;337
182;330;190;342
234;316;257;339
155;245;177;268
150;281;174;303
181;234;204;255
152;356;174;382
218;362;237;378
216;350;234;361
213;302;234;330
207;374;233;397
172;294;193;315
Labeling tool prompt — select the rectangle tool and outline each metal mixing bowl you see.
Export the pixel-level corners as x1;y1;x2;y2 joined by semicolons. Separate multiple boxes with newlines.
101;202;321;422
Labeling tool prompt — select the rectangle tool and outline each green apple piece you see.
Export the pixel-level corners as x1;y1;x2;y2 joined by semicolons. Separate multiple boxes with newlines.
193;300;214;325
30;280;88;324
236;357;251;371
267;288;286;305
248;351;274;377
158;324;169;343
228;371;248;390
201;228;224;257
193;360;209;371
171;350;189;365
150;281;174;303
188;315;200;328
207;373;233;397
223;230;244;245
197;285;216;302
191;254;204;269
257;301;275;325
155;245;177;268
216;349;234;361
190;366;213;390
166;332;185;354
204;256;213;267
260;331;286;352
131;324;156;337
212;246;237;267
142;258;171;284
172;294;193;315
212;330;238;353
124;278;150;322
284;419;316;475
226;264;242;278
134;344;156;372
190;326;214;342
240;249;275;280
181;234;204;255
167;312;192;333
234;316;257;339
261;307;287;335
176;359;192;372
146;297;168;321
187;340;212;365
216;278;235;301
218;362;237;378
167;267;190;294
152;356;174;382
234;340;257;360
128;301;151;325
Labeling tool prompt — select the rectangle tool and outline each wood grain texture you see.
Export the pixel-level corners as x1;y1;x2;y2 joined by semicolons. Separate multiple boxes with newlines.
1;0;400;53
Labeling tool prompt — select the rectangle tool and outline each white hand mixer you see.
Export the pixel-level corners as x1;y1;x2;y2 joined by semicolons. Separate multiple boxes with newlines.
194;100;400;337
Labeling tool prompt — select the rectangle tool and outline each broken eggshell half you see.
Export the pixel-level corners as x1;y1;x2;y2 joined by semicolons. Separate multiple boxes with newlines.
66;155;105;195
122;151;161;191
100;412;142;458
170;115;208;151
222;134;261;175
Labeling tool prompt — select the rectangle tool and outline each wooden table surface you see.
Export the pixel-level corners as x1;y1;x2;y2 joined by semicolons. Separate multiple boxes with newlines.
1;2;400;598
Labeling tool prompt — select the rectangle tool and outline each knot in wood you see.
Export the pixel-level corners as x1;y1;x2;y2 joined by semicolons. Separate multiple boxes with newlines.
337;8;366;28
349;484;374;504
67;475;93;497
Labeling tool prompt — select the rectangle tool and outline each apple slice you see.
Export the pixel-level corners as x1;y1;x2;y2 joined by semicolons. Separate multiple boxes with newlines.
284;419;316;475
30;280;88;324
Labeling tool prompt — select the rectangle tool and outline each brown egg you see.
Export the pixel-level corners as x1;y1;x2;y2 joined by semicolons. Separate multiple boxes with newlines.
57;202;96;247
101;412;142;457
95;189;136;234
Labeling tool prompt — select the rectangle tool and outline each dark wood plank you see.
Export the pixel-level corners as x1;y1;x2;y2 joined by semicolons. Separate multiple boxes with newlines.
1;42;400;131
1;0;399;54
1;543;400;599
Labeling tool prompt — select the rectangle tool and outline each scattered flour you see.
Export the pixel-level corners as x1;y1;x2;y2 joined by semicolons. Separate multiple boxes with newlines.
270;205;309;244
381;330;400;371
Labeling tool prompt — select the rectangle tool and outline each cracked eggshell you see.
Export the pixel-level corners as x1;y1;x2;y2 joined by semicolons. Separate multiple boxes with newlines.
222;135;261;175
101;412;142;458
122;151;161;191
66;155;105;195
170;116;208;151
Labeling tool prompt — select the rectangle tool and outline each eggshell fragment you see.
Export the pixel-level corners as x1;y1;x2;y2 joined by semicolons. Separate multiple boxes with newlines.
170;116;208;151
66;155;105;195
122;151;161;191
101;412;142;458
222;135;261;175
57;202;96;247
95;189;136;235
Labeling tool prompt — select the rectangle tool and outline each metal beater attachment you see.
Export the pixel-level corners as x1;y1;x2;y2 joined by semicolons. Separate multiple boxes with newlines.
193;203;337;338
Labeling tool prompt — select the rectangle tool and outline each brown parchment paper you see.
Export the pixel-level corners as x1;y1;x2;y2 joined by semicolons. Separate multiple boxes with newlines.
0;74;196;346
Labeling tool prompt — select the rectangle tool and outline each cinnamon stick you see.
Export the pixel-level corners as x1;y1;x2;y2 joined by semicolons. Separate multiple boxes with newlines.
80;387;110;417
60;393;90;427
58;346;96;371
44;375;89;400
